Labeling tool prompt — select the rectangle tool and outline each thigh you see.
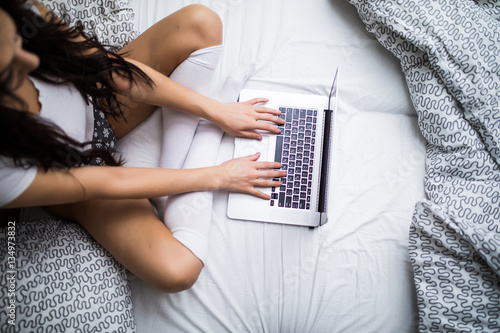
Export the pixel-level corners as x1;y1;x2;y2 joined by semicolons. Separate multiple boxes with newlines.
47;199;203;292
119;4;222;76
109;5;223;140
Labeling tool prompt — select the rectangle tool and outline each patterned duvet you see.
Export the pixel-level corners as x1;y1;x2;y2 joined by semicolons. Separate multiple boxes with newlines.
346;0;500;331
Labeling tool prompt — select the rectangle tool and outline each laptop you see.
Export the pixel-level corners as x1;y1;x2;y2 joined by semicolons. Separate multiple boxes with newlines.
227;68;339;227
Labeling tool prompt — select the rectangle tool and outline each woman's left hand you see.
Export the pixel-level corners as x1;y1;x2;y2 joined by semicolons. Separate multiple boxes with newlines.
209;98;286;140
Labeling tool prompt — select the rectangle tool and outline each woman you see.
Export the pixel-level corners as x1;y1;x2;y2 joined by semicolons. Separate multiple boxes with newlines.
0;0;286;294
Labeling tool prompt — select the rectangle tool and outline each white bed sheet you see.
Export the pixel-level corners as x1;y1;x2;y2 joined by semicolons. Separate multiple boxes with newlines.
121;0;426;332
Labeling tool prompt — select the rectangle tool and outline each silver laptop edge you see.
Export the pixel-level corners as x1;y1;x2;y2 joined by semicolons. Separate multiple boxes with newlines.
228;68;339;227
318;67;340;225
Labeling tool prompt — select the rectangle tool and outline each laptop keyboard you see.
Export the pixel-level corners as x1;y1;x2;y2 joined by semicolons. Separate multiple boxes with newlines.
271;107;318;209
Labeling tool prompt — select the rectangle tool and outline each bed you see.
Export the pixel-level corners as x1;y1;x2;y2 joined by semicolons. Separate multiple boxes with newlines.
2;0;499;332
123;0;425;332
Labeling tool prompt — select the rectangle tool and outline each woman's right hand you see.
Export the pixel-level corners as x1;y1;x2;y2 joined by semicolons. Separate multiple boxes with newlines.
216;153;286;199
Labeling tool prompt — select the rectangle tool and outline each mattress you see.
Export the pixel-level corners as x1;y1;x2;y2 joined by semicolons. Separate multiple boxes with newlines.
121;0;426;332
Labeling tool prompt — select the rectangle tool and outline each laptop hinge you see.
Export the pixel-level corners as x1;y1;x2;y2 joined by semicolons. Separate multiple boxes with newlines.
318;108;333;215
317;67;339;226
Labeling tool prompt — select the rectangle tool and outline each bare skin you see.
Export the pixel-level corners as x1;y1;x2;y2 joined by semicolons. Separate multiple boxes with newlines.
0;3;286;292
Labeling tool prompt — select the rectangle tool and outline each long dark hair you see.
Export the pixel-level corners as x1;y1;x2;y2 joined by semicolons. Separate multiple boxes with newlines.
0;0;153;169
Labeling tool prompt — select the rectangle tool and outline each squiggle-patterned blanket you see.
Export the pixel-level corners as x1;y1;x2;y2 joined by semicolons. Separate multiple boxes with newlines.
41;0;138;49
346;0;500;331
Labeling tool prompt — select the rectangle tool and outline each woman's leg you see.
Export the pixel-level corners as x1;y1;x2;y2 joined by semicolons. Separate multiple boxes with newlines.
121;4;222;76
47;199;203;293
59;5;223;292
110;4;223;139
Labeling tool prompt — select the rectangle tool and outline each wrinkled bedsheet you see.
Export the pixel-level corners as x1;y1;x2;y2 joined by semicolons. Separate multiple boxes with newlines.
127;0;426;331
346;0;500;331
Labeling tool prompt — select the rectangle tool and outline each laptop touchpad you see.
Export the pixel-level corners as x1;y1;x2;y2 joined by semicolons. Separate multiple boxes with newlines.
238;135;270;162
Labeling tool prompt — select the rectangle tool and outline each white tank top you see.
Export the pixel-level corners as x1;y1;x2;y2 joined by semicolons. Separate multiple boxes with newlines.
33;76;94;143
0;77;93;207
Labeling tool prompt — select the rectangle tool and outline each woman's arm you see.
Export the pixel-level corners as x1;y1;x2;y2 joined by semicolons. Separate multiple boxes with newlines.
32;0;284;140
2;153;284;209
112;57;285;140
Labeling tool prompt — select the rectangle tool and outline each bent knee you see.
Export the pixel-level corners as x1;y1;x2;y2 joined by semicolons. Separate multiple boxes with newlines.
149;257;203;293
183;4;223;48
152;268;201;293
